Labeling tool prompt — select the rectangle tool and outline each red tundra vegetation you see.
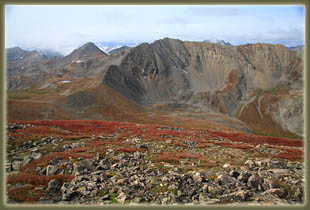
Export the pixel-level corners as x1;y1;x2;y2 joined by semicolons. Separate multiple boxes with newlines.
273;147;304;161
7;173;74;186
15;126;70;136
275;152;303;161
156;152;199;163
216;142;254;150
211;131;303;147
8;185;44;203
6;119;304;203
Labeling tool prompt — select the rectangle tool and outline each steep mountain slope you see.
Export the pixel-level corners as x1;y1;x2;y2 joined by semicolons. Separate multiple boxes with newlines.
103;38;302;102
102;38;304;137
103;39;194;104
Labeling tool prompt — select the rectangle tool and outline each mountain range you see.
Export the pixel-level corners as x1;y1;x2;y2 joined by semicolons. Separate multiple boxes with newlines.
6;38;304;138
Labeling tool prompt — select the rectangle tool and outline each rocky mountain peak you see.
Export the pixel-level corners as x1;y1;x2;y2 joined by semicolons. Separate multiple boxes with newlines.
64;42;108;62
6;47;29;62
79;42;104;52
153;37;183;46
7;46;26;52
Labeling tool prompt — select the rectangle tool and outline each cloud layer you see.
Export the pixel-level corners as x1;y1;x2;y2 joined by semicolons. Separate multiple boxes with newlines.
5;5;305;55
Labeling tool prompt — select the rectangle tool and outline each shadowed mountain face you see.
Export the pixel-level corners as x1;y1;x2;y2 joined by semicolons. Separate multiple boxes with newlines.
6;38;304;138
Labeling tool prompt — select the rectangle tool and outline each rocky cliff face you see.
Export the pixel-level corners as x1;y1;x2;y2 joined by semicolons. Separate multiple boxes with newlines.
268;92;304;137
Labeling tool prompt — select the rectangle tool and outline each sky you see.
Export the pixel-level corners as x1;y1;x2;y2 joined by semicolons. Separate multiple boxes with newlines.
5;5;305;55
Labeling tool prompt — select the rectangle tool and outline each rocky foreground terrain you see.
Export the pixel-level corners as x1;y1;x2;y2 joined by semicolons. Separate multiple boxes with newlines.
6;121;304;205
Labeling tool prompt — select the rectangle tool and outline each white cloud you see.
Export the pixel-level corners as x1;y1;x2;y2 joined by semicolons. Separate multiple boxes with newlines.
5;5;305;55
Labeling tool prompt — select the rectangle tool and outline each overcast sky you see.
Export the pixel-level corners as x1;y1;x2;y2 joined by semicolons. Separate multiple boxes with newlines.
5;5;305;55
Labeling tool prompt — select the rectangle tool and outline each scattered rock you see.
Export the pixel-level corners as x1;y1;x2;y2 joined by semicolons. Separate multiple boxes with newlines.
12;160;23;171
46;165;58;176
247;174;263;190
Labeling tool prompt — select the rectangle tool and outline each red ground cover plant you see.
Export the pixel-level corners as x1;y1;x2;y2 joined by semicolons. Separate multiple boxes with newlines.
156;152;199;163
275;152;303;161
200;158;218;168
86;140;107;147
272;147;304;161
122;125;146;135
178;152;199;159
211;131;303;147
7;173;74;186
156;153;180;163
196;143;209;148
13;120;127;135
8;185;44;203
7;173;74;203
173;142;187;147
145;129;181;137
216;142;254;150
67;146;90;153
15;126;70;136
280;147;304;155
109;141;128;146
